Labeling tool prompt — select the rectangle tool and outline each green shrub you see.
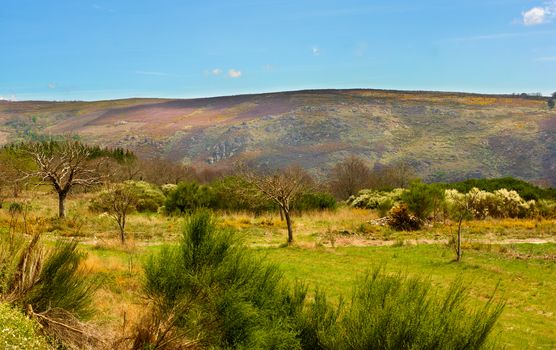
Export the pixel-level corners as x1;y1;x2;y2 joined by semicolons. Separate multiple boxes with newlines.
377;198;394;217
139;210;302;348
0;302;50;349
536;199;556;218
164;181;215;214
387;204;422;231
401;181;445;220
137;212;504;349
122;180;165;212
301;268;504;349
211;176;275;213
0;233;101;348
293;192;337;212
160;183;177;196
90;181;164;213
23;241;97;318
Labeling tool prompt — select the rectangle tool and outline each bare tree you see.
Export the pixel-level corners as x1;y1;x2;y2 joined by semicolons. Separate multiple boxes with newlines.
328;155;372;200
240;165;313;244
450;189;480;262
376;161;416;189
138;157;197;185
107;157;142;182
96;184;138;244
17;139;109;218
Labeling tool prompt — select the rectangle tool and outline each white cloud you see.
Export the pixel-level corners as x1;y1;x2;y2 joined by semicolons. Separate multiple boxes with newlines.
228;69;242;78
47;82;56;89
523;7;547;25
522;1;556;25
312;46;320;56
212;68;222;76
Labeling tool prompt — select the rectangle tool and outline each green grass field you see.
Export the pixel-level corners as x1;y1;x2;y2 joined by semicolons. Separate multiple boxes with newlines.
77;232;556;349
255;243;556;349
3;192;556;348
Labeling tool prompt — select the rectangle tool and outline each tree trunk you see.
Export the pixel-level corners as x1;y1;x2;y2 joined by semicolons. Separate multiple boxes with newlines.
456;216;463;262
284;209;294;244
279;207;284;221
119;216;126;244
119;226;125;244
58;191;67;218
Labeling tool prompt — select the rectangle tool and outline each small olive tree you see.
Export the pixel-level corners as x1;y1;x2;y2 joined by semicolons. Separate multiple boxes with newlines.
94;183;138;244
447;189;480;262
239;165;313;244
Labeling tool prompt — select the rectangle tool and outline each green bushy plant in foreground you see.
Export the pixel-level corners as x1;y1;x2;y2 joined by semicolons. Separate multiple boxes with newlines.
22;241;97;318
0;302;50;349
139;210;301;349
137;211;504;349
0;233;101;349
300;268;504;349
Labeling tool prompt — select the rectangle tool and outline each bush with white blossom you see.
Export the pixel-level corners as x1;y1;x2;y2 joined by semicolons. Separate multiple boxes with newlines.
445;187;536;219
347;188;406;210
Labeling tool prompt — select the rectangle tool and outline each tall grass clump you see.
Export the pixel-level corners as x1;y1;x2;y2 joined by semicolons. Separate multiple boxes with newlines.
0;232;102;349
134;210;303;349
300;268;504;349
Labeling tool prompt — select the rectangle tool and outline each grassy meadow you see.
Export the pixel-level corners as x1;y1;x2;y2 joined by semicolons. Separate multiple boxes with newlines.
2;189;555;349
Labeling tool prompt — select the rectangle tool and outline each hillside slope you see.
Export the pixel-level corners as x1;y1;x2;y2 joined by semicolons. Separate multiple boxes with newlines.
1;89;554;185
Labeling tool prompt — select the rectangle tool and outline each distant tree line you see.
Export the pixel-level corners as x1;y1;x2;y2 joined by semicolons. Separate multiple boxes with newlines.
2;138;554;246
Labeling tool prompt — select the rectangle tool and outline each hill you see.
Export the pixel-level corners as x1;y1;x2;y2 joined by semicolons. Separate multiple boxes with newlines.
1;89;555;185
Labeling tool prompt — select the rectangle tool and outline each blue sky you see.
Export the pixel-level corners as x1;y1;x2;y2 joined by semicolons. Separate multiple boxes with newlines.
1;0;555;101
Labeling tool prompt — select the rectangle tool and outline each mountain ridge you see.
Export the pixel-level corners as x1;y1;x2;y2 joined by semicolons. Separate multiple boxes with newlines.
1;89;554;185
